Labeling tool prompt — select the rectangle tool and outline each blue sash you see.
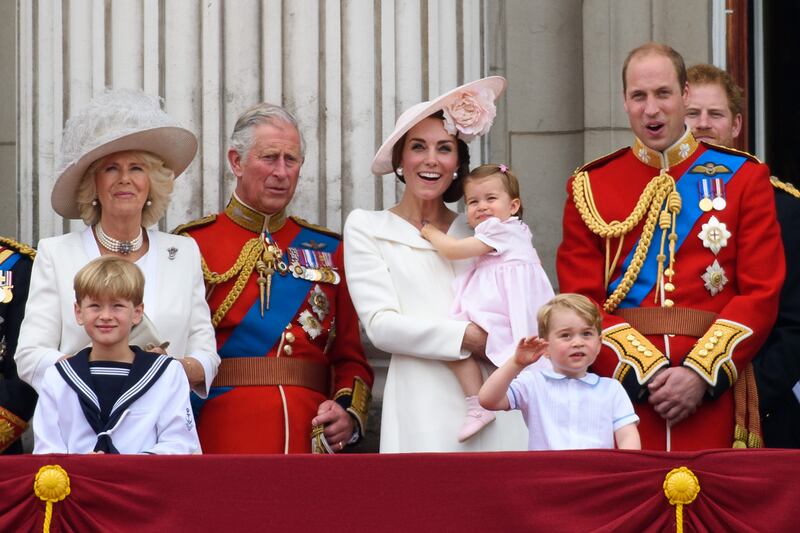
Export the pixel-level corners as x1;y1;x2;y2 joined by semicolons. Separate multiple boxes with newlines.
608;149;746;308
218;227;340;360
0;251;21;270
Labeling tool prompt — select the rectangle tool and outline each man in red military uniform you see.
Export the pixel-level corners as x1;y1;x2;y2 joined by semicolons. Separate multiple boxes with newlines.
557;43;784;450
686;63;800;448
177;103;373;454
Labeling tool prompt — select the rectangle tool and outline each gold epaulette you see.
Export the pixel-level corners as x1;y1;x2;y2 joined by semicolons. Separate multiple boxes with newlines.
700;141;762;164
172;214;217;235
770;176;800;199
0;236;36;259
574;147;629;174
290;216;341;240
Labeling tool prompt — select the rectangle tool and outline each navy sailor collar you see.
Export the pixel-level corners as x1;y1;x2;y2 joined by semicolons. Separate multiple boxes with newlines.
56;347;175;453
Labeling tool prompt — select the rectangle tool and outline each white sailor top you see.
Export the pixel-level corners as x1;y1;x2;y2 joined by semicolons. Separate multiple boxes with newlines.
33;347;200;454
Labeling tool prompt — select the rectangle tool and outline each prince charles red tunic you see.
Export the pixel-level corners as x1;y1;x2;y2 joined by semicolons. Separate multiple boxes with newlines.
557;130;784;450
178;196;373;453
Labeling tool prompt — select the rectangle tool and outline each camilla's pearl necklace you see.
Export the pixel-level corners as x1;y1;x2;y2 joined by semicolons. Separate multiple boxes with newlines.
95;223;144;255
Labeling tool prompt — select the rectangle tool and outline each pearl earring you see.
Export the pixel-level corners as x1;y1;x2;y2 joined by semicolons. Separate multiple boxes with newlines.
91;199;98;206
146;199;153;207
396;168;404;177
453;171;459;179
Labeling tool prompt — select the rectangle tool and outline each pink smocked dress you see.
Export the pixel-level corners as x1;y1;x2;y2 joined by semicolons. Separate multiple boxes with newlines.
451;216;555;367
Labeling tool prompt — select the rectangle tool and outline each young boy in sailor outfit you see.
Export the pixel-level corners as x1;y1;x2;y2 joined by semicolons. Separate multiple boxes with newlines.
32;256;200;454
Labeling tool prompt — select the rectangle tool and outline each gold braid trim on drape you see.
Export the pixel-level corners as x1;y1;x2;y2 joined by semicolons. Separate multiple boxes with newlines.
200;238;263;327
571;170;678;313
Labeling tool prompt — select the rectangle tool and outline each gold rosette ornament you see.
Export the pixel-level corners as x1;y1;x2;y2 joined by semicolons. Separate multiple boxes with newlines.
663;467;700;533
34;465;71;533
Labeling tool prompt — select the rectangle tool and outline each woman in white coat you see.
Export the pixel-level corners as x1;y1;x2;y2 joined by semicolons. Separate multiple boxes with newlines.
16;89;219;397
344;77;527;452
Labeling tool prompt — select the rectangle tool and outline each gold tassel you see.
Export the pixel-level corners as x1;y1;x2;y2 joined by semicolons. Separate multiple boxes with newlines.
34;465;71;533
663;467;700;533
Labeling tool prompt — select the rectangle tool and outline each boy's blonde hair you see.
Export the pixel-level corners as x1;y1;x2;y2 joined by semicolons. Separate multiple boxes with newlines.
537;293;602;338
74;256;145;305
464;163;524;218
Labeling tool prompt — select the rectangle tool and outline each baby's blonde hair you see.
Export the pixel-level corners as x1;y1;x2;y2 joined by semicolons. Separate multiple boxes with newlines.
537;293;602;338
463;164;523;218
74;256;145;306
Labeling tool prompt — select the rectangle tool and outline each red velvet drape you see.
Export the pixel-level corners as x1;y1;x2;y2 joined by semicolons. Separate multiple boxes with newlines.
2;449;798;532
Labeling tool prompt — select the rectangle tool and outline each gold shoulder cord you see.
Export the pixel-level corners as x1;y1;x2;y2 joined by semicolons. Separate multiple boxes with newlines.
770;176;800;199
200;238;263;327
572;170;680;313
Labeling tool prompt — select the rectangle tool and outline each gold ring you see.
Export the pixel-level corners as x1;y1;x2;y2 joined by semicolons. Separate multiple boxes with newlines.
338;441;344;451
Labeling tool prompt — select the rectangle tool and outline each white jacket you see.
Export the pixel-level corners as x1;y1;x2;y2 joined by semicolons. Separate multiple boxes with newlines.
15;227;219;396
344;209;527;452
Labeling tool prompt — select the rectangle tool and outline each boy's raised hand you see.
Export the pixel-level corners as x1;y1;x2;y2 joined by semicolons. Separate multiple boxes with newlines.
513;336;548;367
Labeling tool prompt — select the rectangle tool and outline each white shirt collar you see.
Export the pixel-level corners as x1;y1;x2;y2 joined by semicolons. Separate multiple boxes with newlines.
542;369;599;386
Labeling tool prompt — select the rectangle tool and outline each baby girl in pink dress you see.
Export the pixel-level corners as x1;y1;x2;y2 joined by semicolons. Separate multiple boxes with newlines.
421;164;554;442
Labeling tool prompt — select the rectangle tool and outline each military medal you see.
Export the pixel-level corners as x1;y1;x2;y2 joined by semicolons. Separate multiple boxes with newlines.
287;247;340;285
712;178;727;211
309;284;330;321
698;179;713;212
702;260;728;296
0;271;13;304
298;309;323;339
697;215;731;255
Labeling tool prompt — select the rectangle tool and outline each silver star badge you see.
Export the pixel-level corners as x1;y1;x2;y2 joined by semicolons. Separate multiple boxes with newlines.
702;260;728;296
698;216;731;255
298;310;322;339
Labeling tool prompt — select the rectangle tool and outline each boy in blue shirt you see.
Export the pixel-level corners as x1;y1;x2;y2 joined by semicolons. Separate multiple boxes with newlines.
480;293;640;450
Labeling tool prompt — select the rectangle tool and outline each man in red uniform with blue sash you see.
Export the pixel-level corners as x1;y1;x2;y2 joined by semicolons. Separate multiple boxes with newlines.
557;43;784;450
177;103;373;453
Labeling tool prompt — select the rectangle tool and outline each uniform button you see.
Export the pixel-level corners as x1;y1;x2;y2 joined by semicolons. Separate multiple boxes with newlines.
704;342;714;350
626;334;635;341
283;345;293;356
285;332;296;343
631;340;641;347
699;349;708;356
663;299;674;307
644;350;653;357
637;346;646;353
714;330;724;337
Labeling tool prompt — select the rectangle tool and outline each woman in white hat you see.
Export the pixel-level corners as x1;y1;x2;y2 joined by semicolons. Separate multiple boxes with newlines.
344;77;527;452
16;89;219;398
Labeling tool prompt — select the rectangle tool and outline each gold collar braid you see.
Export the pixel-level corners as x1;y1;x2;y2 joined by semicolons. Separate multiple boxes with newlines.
572;170;681;313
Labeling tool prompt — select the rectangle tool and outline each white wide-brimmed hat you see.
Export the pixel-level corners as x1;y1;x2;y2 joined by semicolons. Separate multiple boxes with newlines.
371;76;507;175
51;88;198;219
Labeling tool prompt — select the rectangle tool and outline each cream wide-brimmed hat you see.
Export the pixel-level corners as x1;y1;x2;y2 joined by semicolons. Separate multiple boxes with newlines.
371;76;507;176
51;88;198;219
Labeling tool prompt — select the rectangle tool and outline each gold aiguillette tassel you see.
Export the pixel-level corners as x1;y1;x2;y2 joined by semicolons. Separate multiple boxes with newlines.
256;260;267;317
